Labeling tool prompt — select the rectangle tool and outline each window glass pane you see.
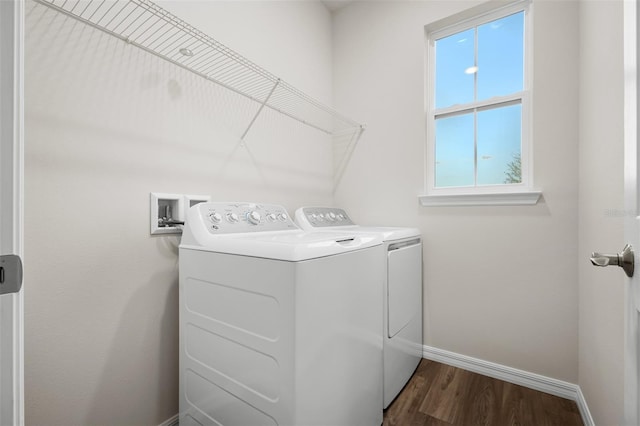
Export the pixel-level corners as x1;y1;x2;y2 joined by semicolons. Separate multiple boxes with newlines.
477;12;524;101
477;103;522;185
435;29;475;109
435;113;474;187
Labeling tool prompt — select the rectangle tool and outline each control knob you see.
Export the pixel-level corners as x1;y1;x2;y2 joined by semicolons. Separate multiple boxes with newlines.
247;210;262;225
209;212;222;223
267;213;277;222
226;212;239;223
278;212;289;222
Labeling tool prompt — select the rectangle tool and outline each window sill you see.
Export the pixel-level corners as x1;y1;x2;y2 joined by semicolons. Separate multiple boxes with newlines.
418;190;542;207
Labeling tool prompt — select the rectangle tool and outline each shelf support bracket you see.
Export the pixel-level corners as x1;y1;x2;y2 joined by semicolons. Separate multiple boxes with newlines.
241;79;281;141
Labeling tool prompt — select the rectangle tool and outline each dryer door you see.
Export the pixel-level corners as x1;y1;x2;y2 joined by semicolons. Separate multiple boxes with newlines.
387;241;422;338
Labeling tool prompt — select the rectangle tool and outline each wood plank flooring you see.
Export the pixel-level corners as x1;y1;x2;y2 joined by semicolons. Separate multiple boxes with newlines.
383;359;583;426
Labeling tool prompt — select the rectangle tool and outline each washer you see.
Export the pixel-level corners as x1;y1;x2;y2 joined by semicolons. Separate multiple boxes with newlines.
295;207;423;408
179;202;384;426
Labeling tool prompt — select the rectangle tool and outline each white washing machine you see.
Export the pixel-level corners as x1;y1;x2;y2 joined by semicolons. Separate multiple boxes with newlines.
179;202;384;426
295;207;423;408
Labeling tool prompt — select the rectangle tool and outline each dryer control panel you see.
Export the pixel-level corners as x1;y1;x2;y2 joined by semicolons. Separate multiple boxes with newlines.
193;202;298;234
297;207;355;228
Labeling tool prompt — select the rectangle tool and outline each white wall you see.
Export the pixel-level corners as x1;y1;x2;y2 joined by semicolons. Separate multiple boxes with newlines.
23;1;333;424
22;0;629;424
578;1;625;424
333;0;580;383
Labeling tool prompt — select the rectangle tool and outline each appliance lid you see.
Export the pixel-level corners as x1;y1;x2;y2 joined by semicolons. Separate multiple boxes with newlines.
180;229;383;261
294;207;421;241
180;202;383;261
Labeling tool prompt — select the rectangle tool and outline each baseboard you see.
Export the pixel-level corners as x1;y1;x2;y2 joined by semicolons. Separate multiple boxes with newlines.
158;414;179;426
422;345;594;426
575;386;596;426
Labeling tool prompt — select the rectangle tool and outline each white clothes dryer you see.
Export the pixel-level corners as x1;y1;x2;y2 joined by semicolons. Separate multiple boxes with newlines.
295;207;423;408
179;202;384;426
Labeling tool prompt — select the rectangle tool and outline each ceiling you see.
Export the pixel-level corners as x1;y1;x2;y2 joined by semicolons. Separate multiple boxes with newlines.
321;1;354;12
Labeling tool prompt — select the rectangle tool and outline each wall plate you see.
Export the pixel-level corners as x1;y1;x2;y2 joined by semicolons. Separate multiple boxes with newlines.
150;193;184;235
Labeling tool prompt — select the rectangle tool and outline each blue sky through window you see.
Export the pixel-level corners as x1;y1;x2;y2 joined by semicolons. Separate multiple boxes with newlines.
434;11;524;188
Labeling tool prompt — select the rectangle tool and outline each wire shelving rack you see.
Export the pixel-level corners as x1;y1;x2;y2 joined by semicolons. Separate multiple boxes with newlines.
32;0;364;187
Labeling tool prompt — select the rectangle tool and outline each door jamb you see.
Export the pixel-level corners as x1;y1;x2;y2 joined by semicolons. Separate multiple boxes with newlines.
0;0;25;424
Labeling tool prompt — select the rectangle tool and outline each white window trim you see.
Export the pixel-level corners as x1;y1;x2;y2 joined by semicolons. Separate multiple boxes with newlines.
420;0;541;207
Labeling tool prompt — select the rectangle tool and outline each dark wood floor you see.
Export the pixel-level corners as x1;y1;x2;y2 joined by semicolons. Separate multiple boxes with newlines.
383;359;583;426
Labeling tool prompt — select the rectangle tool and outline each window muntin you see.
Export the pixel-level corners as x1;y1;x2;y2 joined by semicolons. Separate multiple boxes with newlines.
427;3;530;195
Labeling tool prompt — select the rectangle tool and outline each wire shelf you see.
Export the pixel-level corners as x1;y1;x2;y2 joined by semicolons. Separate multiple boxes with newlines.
32;0;364;146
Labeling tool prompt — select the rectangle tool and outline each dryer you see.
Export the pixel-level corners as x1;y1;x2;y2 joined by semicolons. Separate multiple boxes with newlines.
179;202;384;426
295;207;423;408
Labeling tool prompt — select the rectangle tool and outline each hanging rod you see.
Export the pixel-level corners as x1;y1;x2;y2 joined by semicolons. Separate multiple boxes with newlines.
32;0;364;136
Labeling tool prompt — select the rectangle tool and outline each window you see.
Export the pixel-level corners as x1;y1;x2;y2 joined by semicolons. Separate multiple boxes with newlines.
421;1;540;206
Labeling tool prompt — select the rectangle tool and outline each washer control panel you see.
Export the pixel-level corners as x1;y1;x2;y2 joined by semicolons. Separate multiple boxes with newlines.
298;207;354;228
195;202;297;234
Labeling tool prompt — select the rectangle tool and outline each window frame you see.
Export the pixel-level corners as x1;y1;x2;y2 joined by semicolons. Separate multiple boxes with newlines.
421;0;540;207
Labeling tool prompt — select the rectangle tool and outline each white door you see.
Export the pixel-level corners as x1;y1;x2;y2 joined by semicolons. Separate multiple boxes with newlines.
624;1;640;424
0;0;24;424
